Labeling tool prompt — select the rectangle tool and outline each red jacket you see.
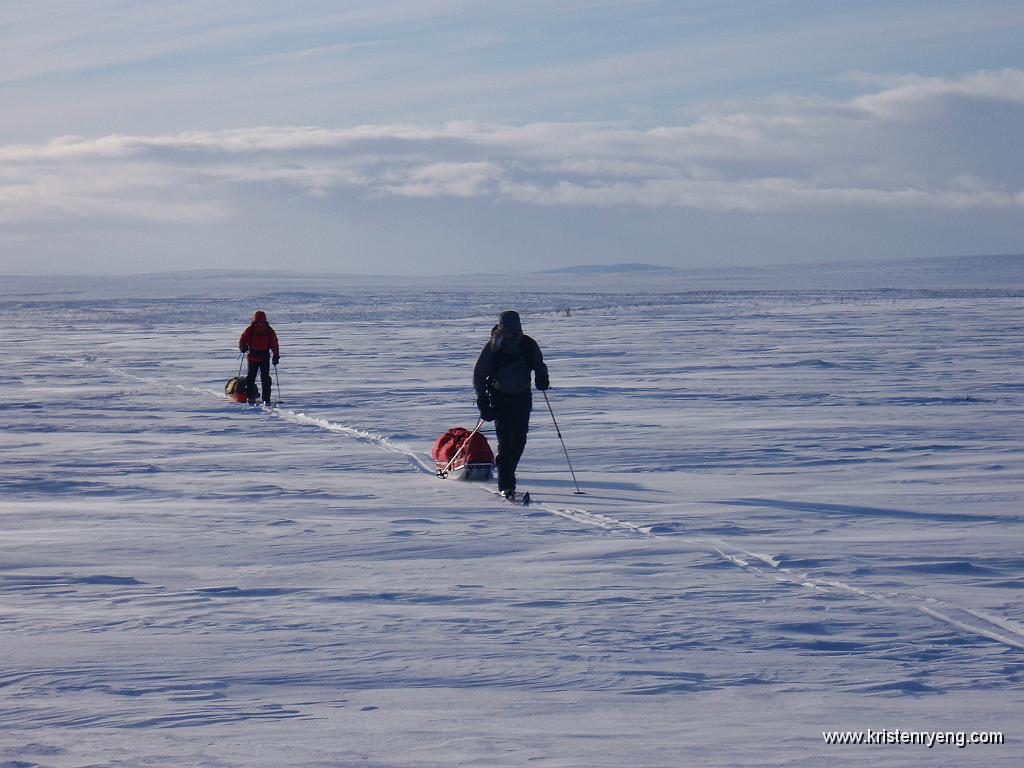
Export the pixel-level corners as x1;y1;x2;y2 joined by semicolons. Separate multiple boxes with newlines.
239;311;280;363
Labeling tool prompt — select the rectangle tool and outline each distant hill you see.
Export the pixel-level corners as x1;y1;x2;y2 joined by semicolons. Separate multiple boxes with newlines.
520;253;1024;292
4;254;1020;295
539;263;676;275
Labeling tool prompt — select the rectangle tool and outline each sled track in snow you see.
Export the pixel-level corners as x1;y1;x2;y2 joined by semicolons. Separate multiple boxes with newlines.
106;366;649;538
273;408;653;536
103;365;1024;652
707;544;1024;651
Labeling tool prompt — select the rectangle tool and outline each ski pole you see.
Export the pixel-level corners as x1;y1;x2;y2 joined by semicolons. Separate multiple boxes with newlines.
235;353;246;397
273;363;282;405
542;390;584;494
437;419;485;478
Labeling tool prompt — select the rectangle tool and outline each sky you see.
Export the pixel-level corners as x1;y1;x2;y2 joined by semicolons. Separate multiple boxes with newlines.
0;0;1022;275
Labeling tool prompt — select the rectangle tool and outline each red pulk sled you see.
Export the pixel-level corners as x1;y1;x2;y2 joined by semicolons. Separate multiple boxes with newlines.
224;376;254;403
433;423;495;480
225;355;253;403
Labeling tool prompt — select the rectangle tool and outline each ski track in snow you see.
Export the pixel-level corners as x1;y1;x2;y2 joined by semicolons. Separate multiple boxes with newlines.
102;363;1024;652
107;365;651;535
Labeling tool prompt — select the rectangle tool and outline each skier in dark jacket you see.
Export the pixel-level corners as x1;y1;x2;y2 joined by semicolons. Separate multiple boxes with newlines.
473;310;549;500
238;310;280;405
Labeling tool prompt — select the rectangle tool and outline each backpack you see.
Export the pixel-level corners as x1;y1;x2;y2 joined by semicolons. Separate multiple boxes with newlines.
246;322;275;354
490;337;533;394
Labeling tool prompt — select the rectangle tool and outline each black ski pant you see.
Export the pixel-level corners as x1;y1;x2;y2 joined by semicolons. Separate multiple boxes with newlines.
493;393;531;493
246;356;272;403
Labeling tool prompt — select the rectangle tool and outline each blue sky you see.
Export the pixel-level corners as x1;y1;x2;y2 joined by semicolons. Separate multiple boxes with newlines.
1;0;1022;274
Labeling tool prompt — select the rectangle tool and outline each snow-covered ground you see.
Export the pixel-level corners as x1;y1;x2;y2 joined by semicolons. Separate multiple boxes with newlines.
2;258;1023;766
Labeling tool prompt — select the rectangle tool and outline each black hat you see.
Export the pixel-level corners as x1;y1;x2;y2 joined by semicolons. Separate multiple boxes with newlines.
498;310;522;334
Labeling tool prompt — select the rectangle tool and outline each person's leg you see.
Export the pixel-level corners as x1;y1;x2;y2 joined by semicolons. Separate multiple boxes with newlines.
245;360;259;403
505;398;531;484
260;358;272;404
494;411;514;493
495;396;531;493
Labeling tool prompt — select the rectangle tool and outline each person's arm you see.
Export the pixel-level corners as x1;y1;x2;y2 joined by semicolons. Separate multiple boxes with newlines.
473;344;495;420
530;338;549;390
472;344;493;397
270;328;280;364
238;327;250;353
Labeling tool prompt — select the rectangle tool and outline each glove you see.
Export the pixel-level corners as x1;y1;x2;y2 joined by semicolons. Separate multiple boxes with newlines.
239;345;248;354
272;355;280;366
535;374;550;391
476;393;495;422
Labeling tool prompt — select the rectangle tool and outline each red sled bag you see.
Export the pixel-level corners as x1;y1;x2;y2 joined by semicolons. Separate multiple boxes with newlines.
432;426;494;480
224;376;253;403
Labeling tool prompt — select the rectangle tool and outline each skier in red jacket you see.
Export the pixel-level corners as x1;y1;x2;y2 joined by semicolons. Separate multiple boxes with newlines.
238;310;280;405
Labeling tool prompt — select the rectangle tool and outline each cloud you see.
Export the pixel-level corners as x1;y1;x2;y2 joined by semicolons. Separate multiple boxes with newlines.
382;161;503;198
0;1;476;85
243;40;391;66
853;68;1024;118
1;69;1021;224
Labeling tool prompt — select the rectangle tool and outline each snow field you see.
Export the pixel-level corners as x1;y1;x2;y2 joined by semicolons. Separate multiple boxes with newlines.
1;272;1023;766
